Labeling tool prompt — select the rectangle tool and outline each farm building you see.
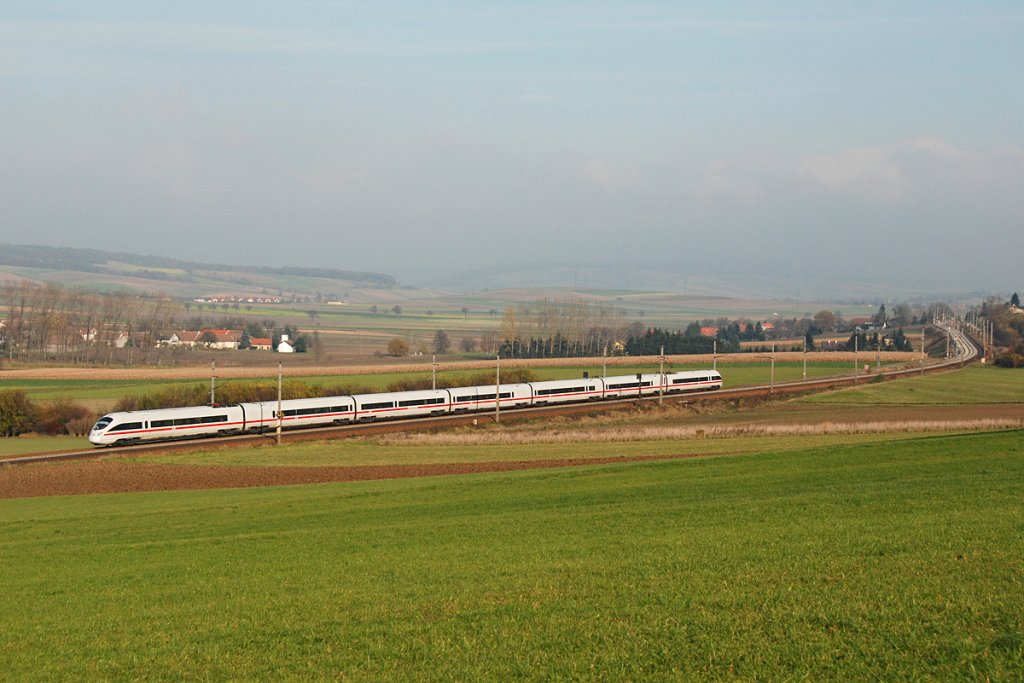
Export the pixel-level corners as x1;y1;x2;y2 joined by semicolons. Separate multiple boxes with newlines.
249;337;273;351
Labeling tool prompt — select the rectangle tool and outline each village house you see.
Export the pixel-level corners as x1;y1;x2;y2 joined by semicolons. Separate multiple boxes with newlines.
159;330;247;350
249;337;273;351
204;330;242;350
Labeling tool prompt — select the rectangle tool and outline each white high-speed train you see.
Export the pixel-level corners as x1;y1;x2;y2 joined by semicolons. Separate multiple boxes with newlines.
88;370;723;447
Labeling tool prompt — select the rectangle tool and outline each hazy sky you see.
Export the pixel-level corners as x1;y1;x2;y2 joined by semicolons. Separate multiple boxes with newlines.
2;2;1022;294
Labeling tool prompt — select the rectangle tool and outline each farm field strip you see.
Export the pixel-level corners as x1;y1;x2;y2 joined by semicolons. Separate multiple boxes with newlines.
804;365;1024;405
0;431;1021;679
0;353;918;382
112;426;1016;469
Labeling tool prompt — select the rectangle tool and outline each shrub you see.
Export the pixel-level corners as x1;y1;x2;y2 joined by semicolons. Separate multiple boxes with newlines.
35;398;93;436
67;416;95;437
993;352;1024;368
387;338;410;356
0;389;38;437
388;377;435;392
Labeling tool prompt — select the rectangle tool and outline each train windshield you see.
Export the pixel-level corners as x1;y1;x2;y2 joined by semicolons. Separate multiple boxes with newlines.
91;416;113;432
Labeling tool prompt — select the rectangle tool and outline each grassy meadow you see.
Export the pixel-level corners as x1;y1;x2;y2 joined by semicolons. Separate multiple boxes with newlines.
2;430;1023;680
805;364;1024;405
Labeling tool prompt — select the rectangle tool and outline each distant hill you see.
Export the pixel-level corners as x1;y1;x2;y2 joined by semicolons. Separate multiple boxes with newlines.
0;244;398;299
421;262;985;304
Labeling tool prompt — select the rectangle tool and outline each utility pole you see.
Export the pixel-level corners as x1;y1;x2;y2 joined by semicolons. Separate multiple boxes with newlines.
803;344;807;380
853;335;858;383
770;342;775;394
210;359;216;406
276;362;282;446
432;354;437;391
921;326;926;375
658;345;665;406
494;355;500;423
713;340;717;371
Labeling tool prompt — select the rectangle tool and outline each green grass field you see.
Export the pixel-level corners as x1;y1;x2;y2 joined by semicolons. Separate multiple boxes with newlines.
805;365;1024;405
2;431;1022;680
126;430;925;468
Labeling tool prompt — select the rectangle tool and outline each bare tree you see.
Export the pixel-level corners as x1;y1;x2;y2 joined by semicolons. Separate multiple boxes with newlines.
433;330;451;354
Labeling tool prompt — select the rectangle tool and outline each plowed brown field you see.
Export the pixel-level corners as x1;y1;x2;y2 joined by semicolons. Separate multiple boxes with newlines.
0;454;701;499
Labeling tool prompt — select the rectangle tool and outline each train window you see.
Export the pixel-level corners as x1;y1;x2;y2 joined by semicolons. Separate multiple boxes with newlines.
173;417;201;426
538;387;584;396
200;415;229;423
455;395;475;402
92;417;113;431
109;422;142;432
499;392;512;399
331;406;349;413
362;401;394;410
399;397;445;407
151;419;173;427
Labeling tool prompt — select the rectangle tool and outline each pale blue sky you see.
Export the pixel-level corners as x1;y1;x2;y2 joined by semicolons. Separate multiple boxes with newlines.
2;2;1022;294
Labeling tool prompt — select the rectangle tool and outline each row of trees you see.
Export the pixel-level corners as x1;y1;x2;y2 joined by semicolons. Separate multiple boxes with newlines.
1;282;312;364
1;282;179;361
625;328;735;355
498;299;633;358
978;294;1024;367
843;329;915;353
405;299;946;360
386;330;503;357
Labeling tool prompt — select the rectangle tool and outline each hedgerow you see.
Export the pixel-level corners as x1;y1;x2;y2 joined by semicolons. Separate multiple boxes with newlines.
0;389;95;437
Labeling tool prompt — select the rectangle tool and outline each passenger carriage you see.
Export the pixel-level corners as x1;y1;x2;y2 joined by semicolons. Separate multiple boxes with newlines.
88;405;245;446
449;383;532;412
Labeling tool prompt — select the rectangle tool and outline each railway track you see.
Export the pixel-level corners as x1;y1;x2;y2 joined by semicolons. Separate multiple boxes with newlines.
2;323;978;467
